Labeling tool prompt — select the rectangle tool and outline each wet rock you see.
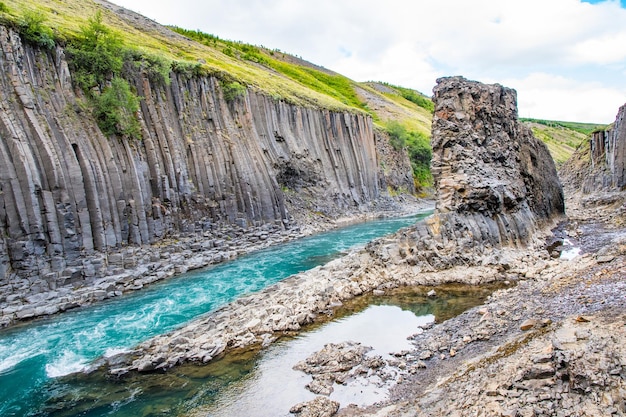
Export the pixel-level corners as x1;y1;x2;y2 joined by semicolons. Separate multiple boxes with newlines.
293;342;384;396
306;375;336;395
289;396;340;417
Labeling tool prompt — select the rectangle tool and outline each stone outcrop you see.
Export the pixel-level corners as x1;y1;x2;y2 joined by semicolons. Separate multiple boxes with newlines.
293;342;385;396
431;77;563;221
0;25;402;314
561;103;626;194
374;76;564;271
290;396;340;417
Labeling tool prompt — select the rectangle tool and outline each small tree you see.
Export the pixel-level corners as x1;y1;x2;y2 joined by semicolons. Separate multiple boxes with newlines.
19;10;55;49
68;11;123;91
68;12;142;139
386;120;407;150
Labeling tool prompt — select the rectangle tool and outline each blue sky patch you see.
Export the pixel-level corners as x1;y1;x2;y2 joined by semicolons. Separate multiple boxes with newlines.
581;0;626;7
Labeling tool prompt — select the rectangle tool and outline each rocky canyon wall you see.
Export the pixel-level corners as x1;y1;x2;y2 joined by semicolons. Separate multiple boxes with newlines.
584;104;626;192
380;77;565;270
559;103;626;197
0;26;385;293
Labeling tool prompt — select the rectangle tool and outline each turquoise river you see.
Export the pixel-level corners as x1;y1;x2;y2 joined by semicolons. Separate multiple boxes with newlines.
0;212;435;416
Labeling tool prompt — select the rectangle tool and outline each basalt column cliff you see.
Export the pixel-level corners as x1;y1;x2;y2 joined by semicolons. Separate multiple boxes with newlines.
0;26;384;310
561;103;626;194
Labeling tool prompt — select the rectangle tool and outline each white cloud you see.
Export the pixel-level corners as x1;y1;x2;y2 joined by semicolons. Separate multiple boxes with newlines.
501;72;626;122
111;0;626;122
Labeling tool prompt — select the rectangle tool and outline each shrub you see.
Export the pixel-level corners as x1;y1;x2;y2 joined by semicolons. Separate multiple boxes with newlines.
386;121;408;150
68;12;142;139
68;11;124;91
170;60;207;78
221;80;246;102
380;83;434;112
93;76;141;139
126;50;171;86
385;121;433;188
19;10;55;49
399;88;434;112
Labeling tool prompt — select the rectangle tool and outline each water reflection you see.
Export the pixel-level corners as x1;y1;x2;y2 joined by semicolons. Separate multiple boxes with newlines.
41;283;503;417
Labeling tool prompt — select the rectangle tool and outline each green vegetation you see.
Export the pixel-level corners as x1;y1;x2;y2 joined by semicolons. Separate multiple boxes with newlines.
520;118;607;136
268;60;367;110
170;26;367;111
93;76;141;138
385;121;432;187
67;12;141;139
221;80;246;102
18;9;54;49
522;120;592;166
68;12;123;91
126;50;172;87
169;27;270;65
380;82;434;112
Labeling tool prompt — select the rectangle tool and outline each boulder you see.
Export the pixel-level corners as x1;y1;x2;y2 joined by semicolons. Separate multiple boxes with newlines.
289;396;340;417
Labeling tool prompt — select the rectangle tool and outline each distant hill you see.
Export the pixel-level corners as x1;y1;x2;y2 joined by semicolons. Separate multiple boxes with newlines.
520;118;607;166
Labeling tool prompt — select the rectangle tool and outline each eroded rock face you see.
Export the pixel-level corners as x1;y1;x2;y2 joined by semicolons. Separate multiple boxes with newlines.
431;76;564;223
562;102;626;193
383;77;564;271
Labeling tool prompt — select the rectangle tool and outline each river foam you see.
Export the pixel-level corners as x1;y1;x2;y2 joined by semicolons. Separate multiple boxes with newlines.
45;350;88;378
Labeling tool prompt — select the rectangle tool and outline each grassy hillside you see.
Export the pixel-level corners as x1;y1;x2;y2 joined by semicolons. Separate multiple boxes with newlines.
0;0;360;111
520;119;606;166
357;82;434;187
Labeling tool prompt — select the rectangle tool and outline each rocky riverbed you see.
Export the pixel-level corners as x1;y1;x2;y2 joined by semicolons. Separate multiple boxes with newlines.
327;190;625;417
102;213;556;376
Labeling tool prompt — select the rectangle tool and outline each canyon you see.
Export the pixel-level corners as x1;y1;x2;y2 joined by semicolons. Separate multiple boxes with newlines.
0;19;416;327
110;76;562;367
0;1;624;416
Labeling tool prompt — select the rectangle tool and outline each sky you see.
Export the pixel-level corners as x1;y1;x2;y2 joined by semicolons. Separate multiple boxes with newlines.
109;0;626;123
